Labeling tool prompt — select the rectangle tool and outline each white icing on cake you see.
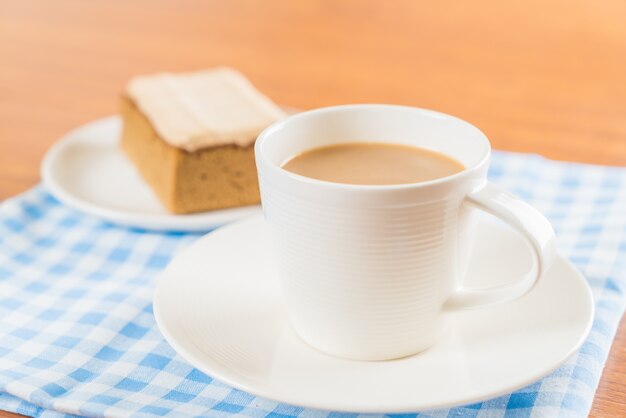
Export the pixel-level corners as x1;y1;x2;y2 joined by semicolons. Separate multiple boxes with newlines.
125;67;286;152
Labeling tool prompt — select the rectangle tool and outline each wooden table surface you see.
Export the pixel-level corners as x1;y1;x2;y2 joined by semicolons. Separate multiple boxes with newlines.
1;1;625;416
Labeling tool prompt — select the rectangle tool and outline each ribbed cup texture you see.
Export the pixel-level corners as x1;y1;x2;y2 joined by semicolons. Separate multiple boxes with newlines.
260;180;476;360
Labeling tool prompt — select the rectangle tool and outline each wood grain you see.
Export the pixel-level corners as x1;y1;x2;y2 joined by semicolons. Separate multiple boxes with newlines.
0;1;624;417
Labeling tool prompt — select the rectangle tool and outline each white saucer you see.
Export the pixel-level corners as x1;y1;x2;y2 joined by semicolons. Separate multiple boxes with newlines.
41;117;261;232
153;215;594;413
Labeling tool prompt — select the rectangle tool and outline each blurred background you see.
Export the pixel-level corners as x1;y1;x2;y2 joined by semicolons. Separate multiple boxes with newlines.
1;0;624;199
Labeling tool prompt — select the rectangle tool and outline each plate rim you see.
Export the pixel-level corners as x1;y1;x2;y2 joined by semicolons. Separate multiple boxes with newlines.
153;215;595;413
40;116;261;232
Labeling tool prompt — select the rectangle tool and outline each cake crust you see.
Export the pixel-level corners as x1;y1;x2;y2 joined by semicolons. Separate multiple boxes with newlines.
119;96;260;214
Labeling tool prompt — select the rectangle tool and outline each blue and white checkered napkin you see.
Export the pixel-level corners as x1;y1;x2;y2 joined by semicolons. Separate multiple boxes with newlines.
0;151;625;418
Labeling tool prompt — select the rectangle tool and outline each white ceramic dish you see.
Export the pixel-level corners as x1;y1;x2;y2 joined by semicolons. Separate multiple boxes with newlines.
41;117;261;232
153;214;594;413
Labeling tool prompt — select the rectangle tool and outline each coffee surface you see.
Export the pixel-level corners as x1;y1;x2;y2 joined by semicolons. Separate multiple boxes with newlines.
282;142;464;185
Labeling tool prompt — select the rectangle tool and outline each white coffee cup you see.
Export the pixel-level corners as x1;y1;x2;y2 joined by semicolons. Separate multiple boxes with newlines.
255;105;556;361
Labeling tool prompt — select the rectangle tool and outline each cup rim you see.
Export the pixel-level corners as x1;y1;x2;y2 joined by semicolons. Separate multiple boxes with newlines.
255;104;491;191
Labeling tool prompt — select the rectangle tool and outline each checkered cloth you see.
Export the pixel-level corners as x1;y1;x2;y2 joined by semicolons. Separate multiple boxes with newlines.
0;151;625;418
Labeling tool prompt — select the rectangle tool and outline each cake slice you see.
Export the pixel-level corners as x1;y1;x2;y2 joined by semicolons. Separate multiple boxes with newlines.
120;67;286;214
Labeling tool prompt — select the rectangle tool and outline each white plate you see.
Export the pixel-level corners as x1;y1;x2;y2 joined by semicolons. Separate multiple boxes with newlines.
153;215;594;413
41;117;261;232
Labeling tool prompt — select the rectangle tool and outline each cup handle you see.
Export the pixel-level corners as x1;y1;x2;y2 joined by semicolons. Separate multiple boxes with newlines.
443;181;557;311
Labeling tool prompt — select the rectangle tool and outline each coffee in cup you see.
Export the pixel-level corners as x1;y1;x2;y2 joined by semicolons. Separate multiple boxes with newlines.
282;142;464;185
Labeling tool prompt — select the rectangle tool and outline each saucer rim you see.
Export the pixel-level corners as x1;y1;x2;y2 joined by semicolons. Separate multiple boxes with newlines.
153;215;594;413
